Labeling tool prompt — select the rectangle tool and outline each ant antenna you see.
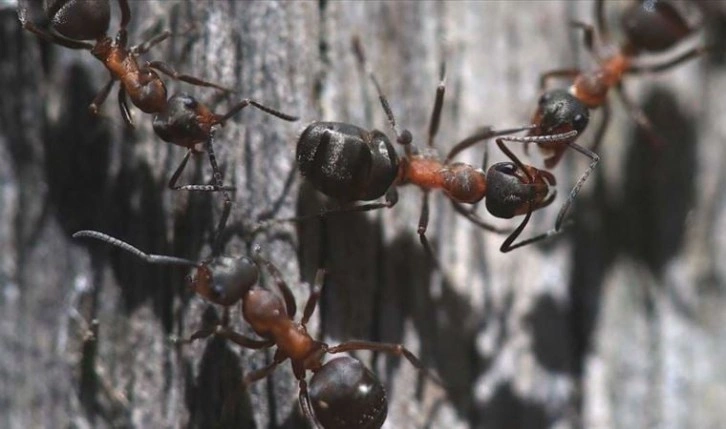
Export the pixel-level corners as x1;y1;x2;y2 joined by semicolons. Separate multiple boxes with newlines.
72;231;199;267
351;36;413;149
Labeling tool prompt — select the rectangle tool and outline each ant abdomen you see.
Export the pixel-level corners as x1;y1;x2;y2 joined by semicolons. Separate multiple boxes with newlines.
296;122;399;202
50;0;111;41
309;356;387;429
192;256;258;307
621;0;692;53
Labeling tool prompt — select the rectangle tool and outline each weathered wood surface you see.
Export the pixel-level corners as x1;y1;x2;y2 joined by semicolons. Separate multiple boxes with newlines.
1;1;725;428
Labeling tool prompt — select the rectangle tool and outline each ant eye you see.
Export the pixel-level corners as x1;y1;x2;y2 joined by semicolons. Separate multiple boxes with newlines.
572;113;588;131
497;163;517;175
539;92;552;106
182;97;198;109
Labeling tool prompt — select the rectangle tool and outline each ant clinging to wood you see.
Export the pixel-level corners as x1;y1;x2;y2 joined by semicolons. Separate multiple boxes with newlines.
152;94;299;241
18;0;234;127
524;0;709;230
294;37;578;252
71;229;441;428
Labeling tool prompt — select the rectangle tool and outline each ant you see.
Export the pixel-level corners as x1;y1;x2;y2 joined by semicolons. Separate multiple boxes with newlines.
18;0;234;127
525;0;708;230
230;253;441;429
72;229;440;428
294;37;578;252
151;93;299;238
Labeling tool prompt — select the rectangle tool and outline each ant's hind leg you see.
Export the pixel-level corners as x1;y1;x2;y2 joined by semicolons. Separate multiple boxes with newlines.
148;60;235;93
89;78;115;116
327;340;443;387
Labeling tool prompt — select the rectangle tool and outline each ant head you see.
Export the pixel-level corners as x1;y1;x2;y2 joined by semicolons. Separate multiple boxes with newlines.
620;0;692;53
152;93;211;146
535;89;589;135
192;256;258;307
242;288;288;336
309;356;387;429
485;162;555;219
50;0;111;41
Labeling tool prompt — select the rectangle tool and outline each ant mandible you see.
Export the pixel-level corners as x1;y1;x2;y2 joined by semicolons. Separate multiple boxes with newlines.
18;0;233;127
524;0;707;230
295;37;578;252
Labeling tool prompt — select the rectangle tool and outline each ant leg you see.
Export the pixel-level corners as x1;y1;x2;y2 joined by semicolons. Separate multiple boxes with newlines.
539;69;580;91
614;82;664;148
445;125;535;163
450;200;511;234
553;141;599;230
301;269;324;326
569;21;597;55
117;0;131;31
147;61;235;93
131;30;172;55
253;251;297;319
427;62;446;148
254;187;399;232
327;341;443;387
117;86;133;128
323;187;399;216
591;100;610;152
595;0;610;45
499;209;570;252
21;22;94;49
216;99;299;124
243;355;286;386
216;329;275;350
89;77;116;116
298;379;321;429
167;150;236;194
172;325;216;345
627;46;710;74
417;191;442;269
351;36;413;151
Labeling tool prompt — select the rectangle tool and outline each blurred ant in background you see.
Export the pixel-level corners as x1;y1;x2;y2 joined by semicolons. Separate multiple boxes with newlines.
18;0;233;127
525;0;708;230
294;37;579;253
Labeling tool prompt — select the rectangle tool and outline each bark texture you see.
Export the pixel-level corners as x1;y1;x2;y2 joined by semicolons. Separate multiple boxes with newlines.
1;1;725;428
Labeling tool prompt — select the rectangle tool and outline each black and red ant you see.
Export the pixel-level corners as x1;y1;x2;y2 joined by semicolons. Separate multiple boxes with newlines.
231;255;441;429
71;229;439;428
18;0;233;127
524;0;708;230
294;38;578;252
152;93;299;238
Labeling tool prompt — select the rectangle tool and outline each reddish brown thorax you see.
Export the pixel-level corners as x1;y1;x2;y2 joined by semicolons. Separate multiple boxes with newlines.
571;53;630;108
92;37;168;113
399;155;487;204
